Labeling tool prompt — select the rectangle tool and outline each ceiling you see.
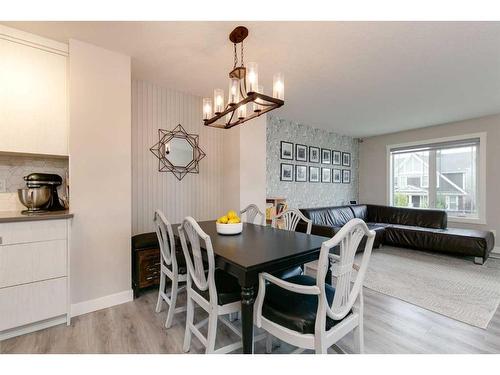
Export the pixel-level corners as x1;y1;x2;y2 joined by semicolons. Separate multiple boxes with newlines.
3;21;500;137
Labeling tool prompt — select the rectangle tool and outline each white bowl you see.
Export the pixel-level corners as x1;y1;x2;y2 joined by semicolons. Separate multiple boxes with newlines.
216;222;243;235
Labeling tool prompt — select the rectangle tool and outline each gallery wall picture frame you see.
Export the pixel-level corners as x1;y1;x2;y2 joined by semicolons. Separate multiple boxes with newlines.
280;163;294;181
280;141;294;160
342;169;351;184
295;144;308;162
321;168;331;183
342;152;351;167
309;146;320;163
321;148;331;164
309;166;320;182
295;165;307;182
332;150;341;165
333;168;342;183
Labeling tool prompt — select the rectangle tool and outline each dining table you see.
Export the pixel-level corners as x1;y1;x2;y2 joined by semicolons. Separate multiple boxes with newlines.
173;220;329;354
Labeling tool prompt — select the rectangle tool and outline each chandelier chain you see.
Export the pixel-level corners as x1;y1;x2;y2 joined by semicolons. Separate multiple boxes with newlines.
241;41;244;67
233;43;238;69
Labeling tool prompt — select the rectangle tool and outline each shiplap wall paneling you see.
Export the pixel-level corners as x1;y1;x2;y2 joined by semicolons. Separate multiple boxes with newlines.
132;81;224;234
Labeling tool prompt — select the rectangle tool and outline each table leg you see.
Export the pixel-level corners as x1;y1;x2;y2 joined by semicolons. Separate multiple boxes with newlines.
241;285;255;354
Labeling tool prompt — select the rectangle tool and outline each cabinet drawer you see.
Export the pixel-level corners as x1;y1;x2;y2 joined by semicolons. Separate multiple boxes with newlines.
0;277;67;331
0;239;67;288
0;220;67;246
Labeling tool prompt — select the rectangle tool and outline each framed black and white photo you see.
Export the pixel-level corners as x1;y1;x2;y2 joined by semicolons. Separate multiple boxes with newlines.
280;163;294;181
295;144;307;162
321;168;331;183
280;141;293;160
295;165;307;182
321;148;331;164
342;169;351;184
333;168;342;183
309;146;320;163
332;150;341;165
342;152;351;167
309;166;320;182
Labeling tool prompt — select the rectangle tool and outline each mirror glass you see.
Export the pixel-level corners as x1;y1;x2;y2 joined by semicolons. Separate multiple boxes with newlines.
165;137;194;167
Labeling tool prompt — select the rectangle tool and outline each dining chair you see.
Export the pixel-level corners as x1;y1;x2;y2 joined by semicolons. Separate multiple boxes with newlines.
154;210;187;329
255;218;376;354
240;204;265;225
178;216;244;354
272;208;312;234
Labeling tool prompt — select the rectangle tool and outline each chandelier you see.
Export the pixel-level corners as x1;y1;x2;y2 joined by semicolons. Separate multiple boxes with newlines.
202;26;285;129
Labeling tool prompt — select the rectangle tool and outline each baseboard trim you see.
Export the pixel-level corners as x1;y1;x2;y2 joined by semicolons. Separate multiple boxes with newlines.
71;289;133;317
0;315;67;341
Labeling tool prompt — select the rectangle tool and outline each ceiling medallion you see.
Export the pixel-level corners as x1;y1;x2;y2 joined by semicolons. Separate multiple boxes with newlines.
202;26;285;129
150;124;206;181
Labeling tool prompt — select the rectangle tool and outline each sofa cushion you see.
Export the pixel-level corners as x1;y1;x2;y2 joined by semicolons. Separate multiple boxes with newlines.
350;204;368;221
367;205;447;229
300;206;355;227
384;225;493;258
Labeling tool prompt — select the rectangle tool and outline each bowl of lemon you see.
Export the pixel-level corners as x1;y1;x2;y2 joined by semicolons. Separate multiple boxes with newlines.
216;210;243;235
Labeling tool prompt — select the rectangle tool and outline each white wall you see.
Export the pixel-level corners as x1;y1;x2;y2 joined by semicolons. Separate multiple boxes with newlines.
359;113;500;238
131;80;225;234
239;116;267;215
69;39;132;305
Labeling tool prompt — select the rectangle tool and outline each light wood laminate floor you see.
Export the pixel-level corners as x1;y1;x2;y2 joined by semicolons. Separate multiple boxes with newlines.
2;282;500;354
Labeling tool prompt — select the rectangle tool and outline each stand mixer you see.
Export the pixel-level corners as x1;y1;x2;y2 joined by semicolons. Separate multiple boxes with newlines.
18;173;66;213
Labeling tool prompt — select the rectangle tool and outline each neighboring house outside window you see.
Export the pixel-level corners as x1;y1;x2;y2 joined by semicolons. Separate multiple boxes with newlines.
389;135;484;223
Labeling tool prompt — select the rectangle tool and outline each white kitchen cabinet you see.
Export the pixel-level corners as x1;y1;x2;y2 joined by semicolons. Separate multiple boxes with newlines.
0;217;71;340
0;25;68;156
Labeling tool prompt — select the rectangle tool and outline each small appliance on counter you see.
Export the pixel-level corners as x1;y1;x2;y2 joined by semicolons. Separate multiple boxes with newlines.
18;173;66;214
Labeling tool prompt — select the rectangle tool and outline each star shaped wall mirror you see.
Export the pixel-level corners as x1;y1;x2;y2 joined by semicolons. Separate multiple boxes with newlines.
150;124;206;180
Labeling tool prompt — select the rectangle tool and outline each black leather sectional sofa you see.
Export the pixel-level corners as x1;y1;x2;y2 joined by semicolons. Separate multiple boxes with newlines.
297;204;495;264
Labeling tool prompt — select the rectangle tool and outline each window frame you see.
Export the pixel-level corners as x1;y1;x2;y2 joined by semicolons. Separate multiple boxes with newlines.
387;132;487;225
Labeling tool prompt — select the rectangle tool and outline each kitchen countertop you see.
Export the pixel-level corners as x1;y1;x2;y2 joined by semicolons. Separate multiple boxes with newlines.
0;210;73;223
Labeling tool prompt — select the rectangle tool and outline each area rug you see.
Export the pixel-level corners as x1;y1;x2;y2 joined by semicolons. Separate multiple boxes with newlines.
356;246;500;329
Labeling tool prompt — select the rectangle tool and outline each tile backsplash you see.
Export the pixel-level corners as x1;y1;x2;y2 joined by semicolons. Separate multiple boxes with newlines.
0;154;68;210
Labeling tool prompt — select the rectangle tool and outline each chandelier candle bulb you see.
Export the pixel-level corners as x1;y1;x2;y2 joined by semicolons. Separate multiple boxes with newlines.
228;78;240;105
214;89;224;114
203;98;212;120
238;103;247;120
254;85;264;113
273;73;285;100
246;62;259;94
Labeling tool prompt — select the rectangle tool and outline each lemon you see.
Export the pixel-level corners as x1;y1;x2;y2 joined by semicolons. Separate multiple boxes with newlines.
228;218;240;224
227;210;238;219
217;215;229;224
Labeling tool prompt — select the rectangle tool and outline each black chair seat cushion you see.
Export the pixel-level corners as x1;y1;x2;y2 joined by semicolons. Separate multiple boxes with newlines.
262;275;349;334
192;269;241;306
272;266;303;279
165;250;188;274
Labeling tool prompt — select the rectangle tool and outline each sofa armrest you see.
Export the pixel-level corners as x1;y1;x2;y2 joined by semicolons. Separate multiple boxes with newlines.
311;224;336;238
295;221;336;238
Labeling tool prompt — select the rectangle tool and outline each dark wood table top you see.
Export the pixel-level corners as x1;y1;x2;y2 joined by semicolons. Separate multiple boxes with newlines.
174;220;328;284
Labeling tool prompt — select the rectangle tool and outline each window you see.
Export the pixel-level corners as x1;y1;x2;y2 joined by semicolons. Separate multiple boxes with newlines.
389;135;483;222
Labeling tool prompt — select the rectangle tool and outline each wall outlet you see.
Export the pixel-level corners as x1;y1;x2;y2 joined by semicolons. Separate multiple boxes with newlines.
0;179;6;193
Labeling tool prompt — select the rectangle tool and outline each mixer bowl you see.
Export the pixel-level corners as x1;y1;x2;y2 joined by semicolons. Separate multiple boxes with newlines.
18;187;51;212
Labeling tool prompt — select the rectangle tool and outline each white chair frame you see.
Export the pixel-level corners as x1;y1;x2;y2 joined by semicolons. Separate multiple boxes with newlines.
255;218;375;354
240;204;265;225
272;208;312;234
179;216;243;354
154;210;187;329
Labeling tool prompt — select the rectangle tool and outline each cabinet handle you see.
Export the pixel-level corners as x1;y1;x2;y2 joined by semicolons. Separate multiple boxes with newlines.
146;276;157;281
